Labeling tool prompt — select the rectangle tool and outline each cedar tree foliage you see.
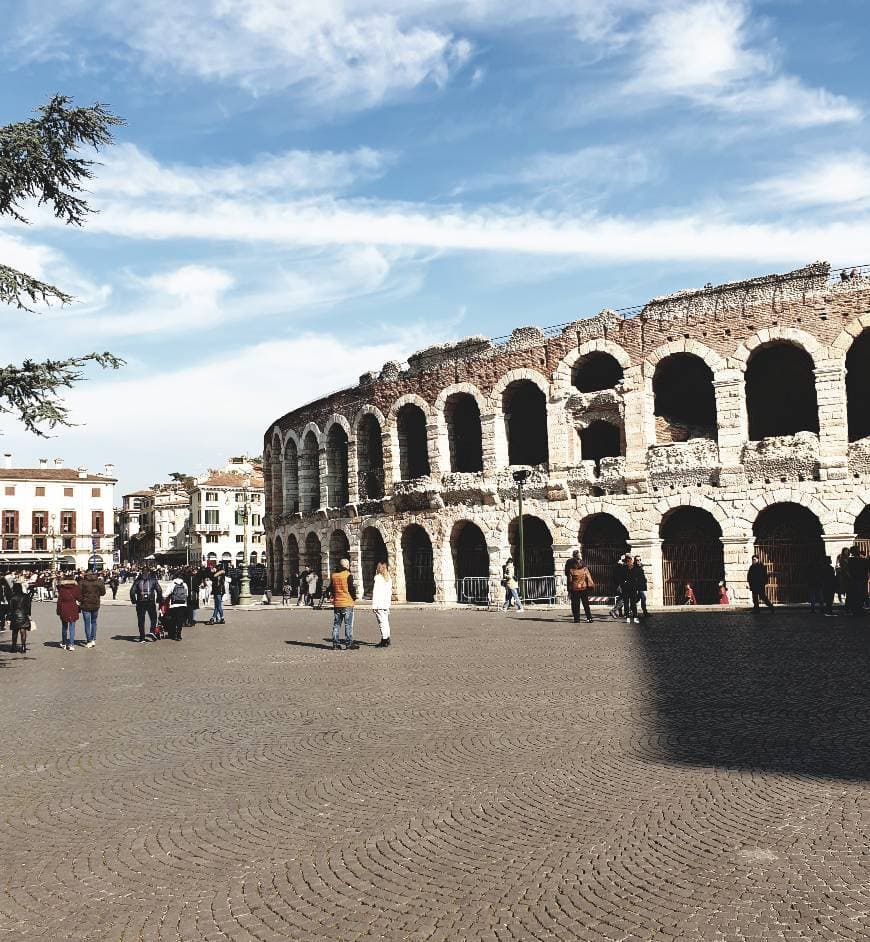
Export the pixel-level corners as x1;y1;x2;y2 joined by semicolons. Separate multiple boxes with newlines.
0;96;126;435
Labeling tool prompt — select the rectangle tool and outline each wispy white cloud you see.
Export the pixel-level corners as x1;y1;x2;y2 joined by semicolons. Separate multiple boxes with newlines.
628;0;860;126
751;152;870;209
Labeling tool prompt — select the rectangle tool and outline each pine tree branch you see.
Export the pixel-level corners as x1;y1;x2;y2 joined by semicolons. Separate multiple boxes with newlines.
0;263;74;312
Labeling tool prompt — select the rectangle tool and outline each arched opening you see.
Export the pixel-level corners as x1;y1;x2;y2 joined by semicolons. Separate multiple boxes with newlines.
445;393;483;473
250;551;258;565
508;515;554;586
572;352;624;392
660;507;724;605
746;343;819;440
271;446;283;514
357;413;385;499
304;532;322;582
401;524;435;603
846;331;870;442
503;380;548;466
451;520;489;602
325;425;349;507
263;449;273;516
753;503;824;603
286;534;300;595
328;529;350;576
299;431;321;512
283;439;299;514
580;420;622;473
653;353;717;442
360;526;389;598
856;506;870;557
397;404;430;480
273;535;284;591
580;514;630;597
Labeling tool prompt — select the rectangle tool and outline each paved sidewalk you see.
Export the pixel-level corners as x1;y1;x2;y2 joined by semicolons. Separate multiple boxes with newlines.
2;604;869;940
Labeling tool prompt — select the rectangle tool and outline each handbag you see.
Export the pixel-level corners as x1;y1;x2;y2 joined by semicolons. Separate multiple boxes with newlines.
27;617;38;633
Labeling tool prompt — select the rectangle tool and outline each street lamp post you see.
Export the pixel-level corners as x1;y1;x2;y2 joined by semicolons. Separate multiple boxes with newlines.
512;469;530;602
50;513;58;575
237;486;253;605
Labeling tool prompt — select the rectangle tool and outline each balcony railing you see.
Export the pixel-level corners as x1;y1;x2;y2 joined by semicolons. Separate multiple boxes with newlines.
195;523;228;533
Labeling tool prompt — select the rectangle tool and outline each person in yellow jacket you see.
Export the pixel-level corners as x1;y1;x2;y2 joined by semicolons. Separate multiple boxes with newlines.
330;558;358;650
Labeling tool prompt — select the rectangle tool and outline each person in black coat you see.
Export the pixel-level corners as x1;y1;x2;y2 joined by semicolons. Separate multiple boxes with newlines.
747;556;774;609
9;582;32;653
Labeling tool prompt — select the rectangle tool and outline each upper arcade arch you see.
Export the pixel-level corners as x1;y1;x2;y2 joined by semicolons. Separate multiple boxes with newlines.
552;340;632;389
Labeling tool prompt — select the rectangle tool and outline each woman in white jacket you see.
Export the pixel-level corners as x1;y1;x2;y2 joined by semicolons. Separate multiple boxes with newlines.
371;561;392;648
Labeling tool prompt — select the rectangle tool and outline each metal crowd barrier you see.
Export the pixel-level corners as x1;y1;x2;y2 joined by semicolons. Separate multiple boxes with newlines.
520;575;559;604
458;576;492;605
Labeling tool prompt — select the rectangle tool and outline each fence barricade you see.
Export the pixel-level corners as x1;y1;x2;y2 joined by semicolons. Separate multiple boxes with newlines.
459;576;491;605
521;575;558;604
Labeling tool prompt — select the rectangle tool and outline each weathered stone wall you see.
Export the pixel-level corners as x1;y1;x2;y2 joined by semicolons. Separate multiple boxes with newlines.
263;264;870;607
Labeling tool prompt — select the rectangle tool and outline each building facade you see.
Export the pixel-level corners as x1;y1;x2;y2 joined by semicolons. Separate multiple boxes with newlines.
118;483;191;565
0;456;117;571
263;263;870;607
189;458;265;568
118;489;154;563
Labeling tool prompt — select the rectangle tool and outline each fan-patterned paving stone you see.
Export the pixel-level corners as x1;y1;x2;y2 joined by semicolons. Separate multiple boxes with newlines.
2;603;870;940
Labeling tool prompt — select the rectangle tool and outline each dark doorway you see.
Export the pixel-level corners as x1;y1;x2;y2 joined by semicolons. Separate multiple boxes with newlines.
746;343;819;440
572;352;624;392
286;535;299;591
325;426;349;507
580;420;622;472
660;507;724;605
283;439;299;513
273;536;284;592
846;331;870;442
328;530;350;576
397;404;430;480
580;514;630;596
360;526;388;598
508;515;554;578
402;524;435;602
503;381;549;466
445;394;483;473
300;432;321;512
356;414;385;499
451;521;489;602
304;532;322;580
653;353;717;442
753;503;824;603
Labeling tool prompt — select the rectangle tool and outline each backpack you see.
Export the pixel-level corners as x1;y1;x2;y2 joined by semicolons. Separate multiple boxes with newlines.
170;582;188;605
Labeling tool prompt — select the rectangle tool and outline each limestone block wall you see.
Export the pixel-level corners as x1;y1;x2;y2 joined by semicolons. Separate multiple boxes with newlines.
263;264;870;607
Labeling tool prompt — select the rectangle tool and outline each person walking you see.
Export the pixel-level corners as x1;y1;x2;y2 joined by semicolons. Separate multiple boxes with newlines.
297;567;310;607
371;561;393;648
845;546;869;617
747;555;774;610
165;577;189;640
836;547;850;605
820;555;838;617
131;567;163;642
633;556;650;618
9;582;32;653
0;575;10;633
620;555;642;623
108;570;119;600
718;580;730;605
500;557;524;612
306;569;320;608
684;583;697;605
566;553;595;623
329;558;358;651
208;568;227;624
56;572;82;651
80;570;106;648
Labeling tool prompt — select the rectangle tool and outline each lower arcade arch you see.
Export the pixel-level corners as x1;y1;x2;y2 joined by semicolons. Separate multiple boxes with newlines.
360;526;389;598
753;503;824;604
451;520;490;601
304;532;322;580
286;534;300;593
660;507;724;605
856;506;870;557
328;530;351;576
273;535;284;592
579;514;630;597
402;524;436;603
508;515;554;582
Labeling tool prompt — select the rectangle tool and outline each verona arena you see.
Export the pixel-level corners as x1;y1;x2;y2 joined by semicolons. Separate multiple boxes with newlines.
263;261;870;608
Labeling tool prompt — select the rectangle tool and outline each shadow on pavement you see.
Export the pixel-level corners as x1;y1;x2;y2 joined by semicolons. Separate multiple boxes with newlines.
110;634;146;643
636;608;870;779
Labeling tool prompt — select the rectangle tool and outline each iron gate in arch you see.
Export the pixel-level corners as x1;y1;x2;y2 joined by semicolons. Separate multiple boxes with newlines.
661;542;723;605
753;540;822;604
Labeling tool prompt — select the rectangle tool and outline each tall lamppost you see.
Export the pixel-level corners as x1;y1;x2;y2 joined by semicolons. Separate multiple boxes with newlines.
237;485;253;605
512;469;530;601
49;513;58;575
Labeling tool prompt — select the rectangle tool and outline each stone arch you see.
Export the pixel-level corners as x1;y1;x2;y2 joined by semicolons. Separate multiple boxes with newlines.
286;533;300;593
508;514;555;579
401;523;436;603
355;407;386;500
844;329;870;442
360;525;390;598
489;367;550;409
659;506;724;605
299;429;322;512
303;531;323;584
282;435;299;514
747;488;836;536
273;534;284;592
579;513;630;596
651;351;718;443
832;313;870;356
263;446;273;517
324;422;350;507
646;338;727;373
502;379;549;466
434;382;487;475
580;419;622;469
730;326;826;371
395;402;431;480
450;520;490;601
270;430;284;515
652;493;736;540
744;341;819;439
266;536;275;591
327;528;351;575
552;340;632;388
753;502;825;603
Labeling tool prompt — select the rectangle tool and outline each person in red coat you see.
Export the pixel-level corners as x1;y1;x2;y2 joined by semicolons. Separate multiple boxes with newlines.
56;574;82;651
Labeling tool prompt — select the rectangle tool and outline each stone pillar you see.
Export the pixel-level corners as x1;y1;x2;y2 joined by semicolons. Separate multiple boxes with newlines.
714;370;746;483
426;418;442;478
552;542;574;602
815;363;849;480
317;446;328;510
547;392;570;471
632;537;661;607
382;428;396;494
481;412;499;469
347;438;359;504
622;368;648;492
722;536;752;605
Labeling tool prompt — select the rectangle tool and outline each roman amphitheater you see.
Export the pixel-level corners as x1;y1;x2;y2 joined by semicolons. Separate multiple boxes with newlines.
263;262;870;608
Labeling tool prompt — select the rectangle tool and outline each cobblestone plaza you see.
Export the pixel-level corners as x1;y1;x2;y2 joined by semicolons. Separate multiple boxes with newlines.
2;604;870;941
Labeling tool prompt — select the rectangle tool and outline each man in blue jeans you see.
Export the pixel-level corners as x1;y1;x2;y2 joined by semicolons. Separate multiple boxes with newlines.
131;568;163;642
209;568;226;625
80;570;106;648
330;559;358;650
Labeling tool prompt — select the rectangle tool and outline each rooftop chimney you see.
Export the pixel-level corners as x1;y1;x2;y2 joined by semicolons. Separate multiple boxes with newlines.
54;458;64;467
77;467;87;479
38;457;48;467
3;453;11;469
104;463;115;477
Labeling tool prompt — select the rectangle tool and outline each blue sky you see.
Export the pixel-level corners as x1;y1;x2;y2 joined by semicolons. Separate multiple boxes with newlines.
1;0;868;495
